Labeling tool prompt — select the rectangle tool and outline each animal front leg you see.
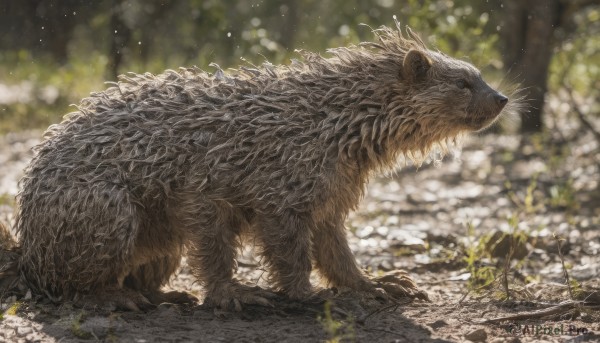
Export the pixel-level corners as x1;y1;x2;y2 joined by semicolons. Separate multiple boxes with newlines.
313;220;371;290
255;212;314;300
313;220;428;301
181;201;276;311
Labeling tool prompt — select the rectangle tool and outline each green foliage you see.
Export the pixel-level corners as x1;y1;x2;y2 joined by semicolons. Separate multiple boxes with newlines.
463;217;532;298
505;135;580;216
505;174;543;215
0;52;107;132
400;0;501;71
463;222;496;290
4;301;22;317
524;174;539;214
549;7;600;96
549;179;578;211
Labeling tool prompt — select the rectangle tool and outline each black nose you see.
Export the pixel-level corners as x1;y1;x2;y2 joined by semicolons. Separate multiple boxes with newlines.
495;93;508;107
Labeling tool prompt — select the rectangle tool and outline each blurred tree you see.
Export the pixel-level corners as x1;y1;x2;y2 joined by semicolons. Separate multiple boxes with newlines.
500;0;599;134
501;0;560;134
106;0;178;79
0;0;86;62
107;0;132;80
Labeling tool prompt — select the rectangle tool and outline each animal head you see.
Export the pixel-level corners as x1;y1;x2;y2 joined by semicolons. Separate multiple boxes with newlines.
353;22;513;138
401;48;508;132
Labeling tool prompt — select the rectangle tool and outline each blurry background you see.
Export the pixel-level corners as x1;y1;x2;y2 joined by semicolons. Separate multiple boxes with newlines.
0;0;598;135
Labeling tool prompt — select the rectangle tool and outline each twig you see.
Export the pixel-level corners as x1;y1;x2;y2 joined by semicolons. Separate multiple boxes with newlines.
554;233;573;299
475;300;594;324
503;232;518;301
458;274;501;304
458;289;471;304
357;301;402;324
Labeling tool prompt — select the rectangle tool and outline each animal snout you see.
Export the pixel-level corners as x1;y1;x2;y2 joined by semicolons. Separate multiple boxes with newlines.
494;93;508;109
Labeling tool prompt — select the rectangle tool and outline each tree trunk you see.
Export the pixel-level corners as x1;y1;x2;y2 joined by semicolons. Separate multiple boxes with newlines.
106;0;132;81
501;0;560;134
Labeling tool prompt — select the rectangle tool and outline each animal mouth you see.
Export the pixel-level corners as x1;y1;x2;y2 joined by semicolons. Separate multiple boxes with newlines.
464;107;504;131
475;111;502;130
469;92;508;131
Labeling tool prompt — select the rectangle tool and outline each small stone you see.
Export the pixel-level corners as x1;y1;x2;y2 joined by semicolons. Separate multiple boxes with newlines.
485;230;529;259
490;338;513;343
16;326;32;336
464;328;487;342
429;319;448;329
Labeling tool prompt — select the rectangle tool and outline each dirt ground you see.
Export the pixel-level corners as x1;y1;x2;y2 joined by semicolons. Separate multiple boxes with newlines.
0;129;599;343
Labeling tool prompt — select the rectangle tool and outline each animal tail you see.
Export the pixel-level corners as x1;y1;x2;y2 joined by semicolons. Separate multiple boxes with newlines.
0;221;26;299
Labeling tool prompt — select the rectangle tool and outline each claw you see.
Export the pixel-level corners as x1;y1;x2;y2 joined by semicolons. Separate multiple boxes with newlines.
76;287;158;312
250;296;274;307
204;281;278;311
122;299;141;312
144;290;198;305
368;270;429;302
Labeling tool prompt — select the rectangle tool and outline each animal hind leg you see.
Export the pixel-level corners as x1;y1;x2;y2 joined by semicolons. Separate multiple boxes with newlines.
123;255;198;305
182;201;275;310
38;183;169;311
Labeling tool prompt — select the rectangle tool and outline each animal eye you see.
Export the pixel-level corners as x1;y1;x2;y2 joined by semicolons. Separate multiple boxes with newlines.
456;79;469;89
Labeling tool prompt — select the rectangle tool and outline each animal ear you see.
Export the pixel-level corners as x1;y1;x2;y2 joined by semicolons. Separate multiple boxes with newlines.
402;49;431;81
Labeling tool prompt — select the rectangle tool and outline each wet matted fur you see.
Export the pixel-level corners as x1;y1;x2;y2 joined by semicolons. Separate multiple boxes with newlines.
4;23;518;310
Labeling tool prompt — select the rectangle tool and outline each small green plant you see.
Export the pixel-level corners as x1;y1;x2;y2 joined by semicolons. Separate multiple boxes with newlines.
4;301;21;316
318;301;355;343
523;175;538;213
463;222;496;290
549;179;579;211
506;174;544;214
499;215;529;300
0;193;14;207
70;311;92;339
463;217;532;300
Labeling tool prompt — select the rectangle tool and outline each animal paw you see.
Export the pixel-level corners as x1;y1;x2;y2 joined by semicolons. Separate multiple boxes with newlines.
203;281;278;311
144;289;198;305
369;270;429;302
77;287;157;312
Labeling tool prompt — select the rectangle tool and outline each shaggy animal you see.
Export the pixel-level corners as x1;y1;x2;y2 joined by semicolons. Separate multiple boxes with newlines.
1;24;513;310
